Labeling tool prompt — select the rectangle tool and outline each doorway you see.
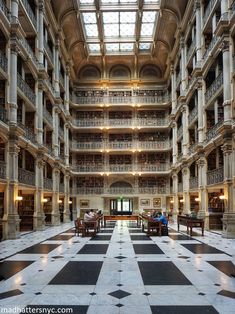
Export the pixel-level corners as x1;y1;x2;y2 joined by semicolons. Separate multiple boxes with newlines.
110;198;133;215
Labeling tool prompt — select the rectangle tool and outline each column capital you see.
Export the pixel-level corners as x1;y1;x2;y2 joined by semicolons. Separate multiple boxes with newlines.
180;104;187;113
180;34;185;47
194;0;201;11
10;36;19;54
196;156;207;167
54;105;61;114
222;142;232;155
221;38;230;52
182;166;189;175
38;0;45;12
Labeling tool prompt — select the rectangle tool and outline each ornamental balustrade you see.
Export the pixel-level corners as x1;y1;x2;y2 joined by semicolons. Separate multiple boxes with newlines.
109;164;133;172
187;37;196;62
188;142;198;155
138;141;170;150
43;108;53;125
44;178;53;190
72;142;104;150
18;168;35;185
137;118;169;126
21;0;37;30
44;39;53;61
0;0;10;21
108;119;132;126
18;38;38;67
136;163;169;172
188;107;198;125
108;187;134;195
59;183;64;193
0;161;6;179
24;126;36;144
108;141;133;149
203;0;217;25
72;164;104;172
189;176;198;189
73;187;104;195
205;72;223;104
73;118;104;127
205;120;223;142
207;167;224;185
203;36;219;61
72;186;169;195
178;125;183;139
17;73;36;105
0;50;7;72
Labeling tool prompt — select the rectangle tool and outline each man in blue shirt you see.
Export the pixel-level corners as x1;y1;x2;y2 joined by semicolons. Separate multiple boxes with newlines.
153;211;168;226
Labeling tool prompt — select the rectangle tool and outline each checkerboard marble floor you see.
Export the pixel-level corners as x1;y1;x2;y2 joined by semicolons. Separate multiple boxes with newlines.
0;221;235;314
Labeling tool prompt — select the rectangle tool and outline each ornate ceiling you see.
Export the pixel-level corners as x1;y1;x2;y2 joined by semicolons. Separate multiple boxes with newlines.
51;0;187;82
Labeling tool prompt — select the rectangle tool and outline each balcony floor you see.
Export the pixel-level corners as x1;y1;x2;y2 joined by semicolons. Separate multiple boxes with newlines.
0;221;234;313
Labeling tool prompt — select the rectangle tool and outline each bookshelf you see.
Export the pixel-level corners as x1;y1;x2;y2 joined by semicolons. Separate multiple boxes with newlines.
18;195;34;231
208;192;224;230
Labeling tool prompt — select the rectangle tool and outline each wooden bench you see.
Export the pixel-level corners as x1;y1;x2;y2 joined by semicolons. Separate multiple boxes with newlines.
140;214;162;236
103;215;140;227
177;215;204;236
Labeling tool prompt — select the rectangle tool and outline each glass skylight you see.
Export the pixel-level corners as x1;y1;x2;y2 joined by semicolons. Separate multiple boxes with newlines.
80;1;159;55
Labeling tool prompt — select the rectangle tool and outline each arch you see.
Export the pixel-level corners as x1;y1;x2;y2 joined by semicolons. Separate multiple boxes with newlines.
78;65;101;80
109;65;131;80
110;181;133;188
139;64;162;79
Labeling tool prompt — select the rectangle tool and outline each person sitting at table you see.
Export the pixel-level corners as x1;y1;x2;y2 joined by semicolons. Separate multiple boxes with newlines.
84;210;95;222
89;209;97;218
153;211;168;226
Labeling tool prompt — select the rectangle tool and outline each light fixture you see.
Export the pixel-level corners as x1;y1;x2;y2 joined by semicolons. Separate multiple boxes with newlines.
58;200;62;204
69;201;72;204
180;199;184;203
42;198;48;203
16;196;23;201
170;200;174;203
195;197;200;202
219;195;225;200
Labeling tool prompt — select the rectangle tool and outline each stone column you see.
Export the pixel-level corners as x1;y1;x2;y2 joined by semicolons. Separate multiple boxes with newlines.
222;38;232;123
64;64;70;113
222;139;235;238
181;105;189;157
54;37;60;94
34;155;45;230
37;79;44;145
64;123;69;166
53;106;60;158
2;140;20;239
172;122;178;164
197;156;209;226
9;37;18;124
182;166;190;214
172;172;179;220
38;0;44;64
171;65;176;112
180;35;187;93
51;166;60;225
197;81;205;143
63;172;71;223
195;0;202;63
221;0;229;14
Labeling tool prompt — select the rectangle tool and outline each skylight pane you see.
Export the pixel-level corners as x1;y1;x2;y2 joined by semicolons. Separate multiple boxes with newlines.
82;12;97;24
120;12;136;23
80;0;94;4
84;24;99;37
106;43;119;51
103;12;119;23
120;43;134;51
104;24;119;36
88;44;100;52
139;42;151;50
120;24;135;36
140;23;154;36
142;11;156;23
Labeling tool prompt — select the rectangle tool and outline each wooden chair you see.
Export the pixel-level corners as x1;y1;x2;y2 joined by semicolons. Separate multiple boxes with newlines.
74;218;85;237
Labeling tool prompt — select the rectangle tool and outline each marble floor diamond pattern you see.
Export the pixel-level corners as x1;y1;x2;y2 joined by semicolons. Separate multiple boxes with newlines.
0;221;235;314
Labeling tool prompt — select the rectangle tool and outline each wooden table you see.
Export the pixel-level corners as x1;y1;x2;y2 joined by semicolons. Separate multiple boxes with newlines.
177;215;204;236
140;214;162;236
103;215;140;227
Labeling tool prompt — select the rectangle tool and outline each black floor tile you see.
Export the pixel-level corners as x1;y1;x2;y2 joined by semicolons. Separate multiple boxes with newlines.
0;261;34;280
181;244;224;254
98;229;113;233
49;261;102;285
138;261;192;285
108;289;131;299
90;235;112;241
151;306;218;314
130;235;151;241
207;261;235;277
0;289;23;300
133;244;164;254
47;235;74;241
129;229;144;233
217;289;235;299
19;244;61;254
21;305;88;314
61;229;75;234
169;234;194;240
77;244;108;254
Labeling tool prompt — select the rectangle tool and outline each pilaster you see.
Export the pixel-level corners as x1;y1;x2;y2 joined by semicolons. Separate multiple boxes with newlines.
51;166;60;225
222;37;232;123
34;154;45;230
197;156;209;226
63;173;71;223
182;166;190;215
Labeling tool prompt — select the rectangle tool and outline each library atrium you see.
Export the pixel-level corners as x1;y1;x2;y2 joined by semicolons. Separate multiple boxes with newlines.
0;0;235;313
